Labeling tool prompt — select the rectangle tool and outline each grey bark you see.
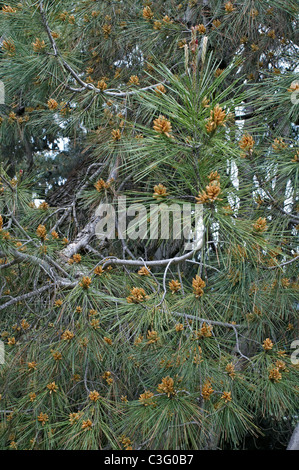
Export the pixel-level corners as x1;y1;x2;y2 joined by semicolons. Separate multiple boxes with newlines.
287;424;299;450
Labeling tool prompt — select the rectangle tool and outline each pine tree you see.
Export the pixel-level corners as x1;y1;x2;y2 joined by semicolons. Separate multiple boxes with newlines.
0;0;298;450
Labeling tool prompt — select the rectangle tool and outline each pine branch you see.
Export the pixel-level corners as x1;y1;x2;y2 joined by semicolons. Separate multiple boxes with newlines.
0;284;52;312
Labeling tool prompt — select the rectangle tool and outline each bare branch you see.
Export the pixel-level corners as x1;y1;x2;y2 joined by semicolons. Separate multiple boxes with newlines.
0;284;52;312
